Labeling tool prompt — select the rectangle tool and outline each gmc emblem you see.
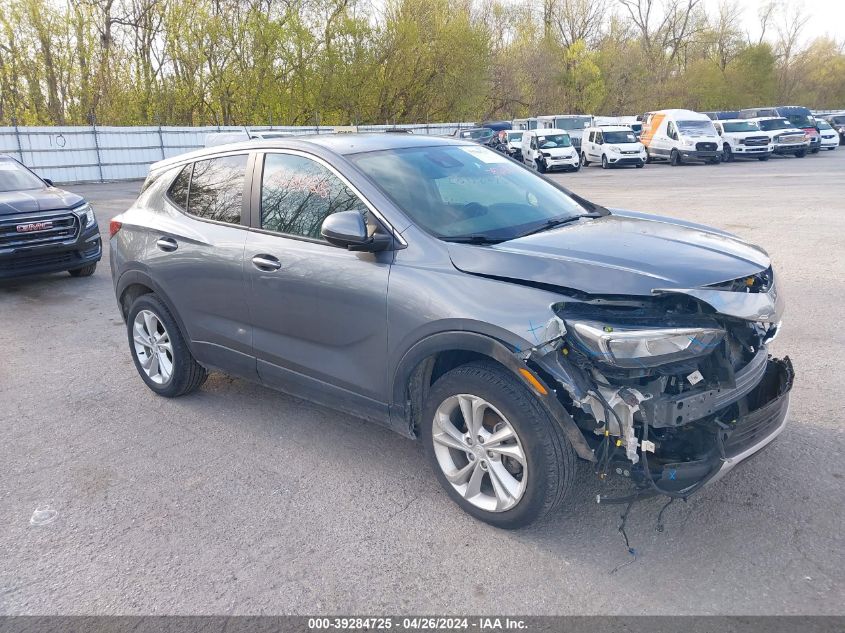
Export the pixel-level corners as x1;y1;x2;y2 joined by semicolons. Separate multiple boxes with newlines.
16;221;53;233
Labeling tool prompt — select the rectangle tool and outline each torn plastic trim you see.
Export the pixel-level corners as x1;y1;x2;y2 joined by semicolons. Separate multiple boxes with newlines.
652;283;783;323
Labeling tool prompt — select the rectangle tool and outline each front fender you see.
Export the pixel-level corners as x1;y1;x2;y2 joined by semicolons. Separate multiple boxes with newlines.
390;330;595;461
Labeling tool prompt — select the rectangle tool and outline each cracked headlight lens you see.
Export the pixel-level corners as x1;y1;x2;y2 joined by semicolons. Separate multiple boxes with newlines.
567;320;724;368
75;202;96;228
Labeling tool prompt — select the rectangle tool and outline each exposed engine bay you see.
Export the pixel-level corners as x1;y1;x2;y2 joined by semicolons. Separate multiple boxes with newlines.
521;269;793;500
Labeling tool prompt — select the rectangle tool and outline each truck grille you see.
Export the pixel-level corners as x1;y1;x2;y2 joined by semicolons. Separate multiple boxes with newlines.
0;212;79;251
744;136;769;146
777;134;803;144
696;142;717;152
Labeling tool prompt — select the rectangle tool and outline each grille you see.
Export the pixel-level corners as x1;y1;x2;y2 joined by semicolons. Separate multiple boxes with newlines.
696;142;717;152
744;136;769;146
0;212;79;250
0;250;74;271
777;134;803;144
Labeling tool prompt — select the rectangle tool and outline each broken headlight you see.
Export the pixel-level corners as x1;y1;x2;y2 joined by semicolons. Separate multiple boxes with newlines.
567;321;724;369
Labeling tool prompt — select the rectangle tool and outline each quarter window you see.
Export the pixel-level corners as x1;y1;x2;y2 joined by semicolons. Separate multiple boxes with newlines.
186;154;248;224
260;153;369;240
167;165;191;211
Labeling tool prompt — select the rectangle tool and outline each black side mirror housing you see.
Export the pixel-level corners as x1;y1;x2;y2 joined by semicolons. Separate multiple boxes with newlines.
43;178;54;187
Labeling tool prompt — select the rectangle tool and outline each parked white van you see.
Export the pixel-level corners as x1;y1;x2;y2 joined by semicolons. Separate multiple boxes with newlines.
512;118;538;130
536;115;593;150
712;119;774;161
640;109;722;165
520;129;580;173
580;125;646;168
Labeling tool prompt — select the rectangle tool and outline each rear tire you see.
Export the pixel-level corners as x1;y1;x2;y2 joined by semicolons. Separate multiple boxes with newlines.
68;262;97;277
126;294;208;398
421;361;576;529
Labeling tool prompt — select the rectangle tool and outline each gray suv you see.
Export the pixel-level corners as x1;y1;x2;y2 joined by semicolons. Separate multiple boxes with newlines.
110;134;793;528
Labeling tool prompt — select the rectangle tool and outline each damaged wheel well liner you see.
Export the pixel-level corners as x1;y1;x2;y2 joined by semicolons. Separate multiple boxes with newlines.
392;331;596;461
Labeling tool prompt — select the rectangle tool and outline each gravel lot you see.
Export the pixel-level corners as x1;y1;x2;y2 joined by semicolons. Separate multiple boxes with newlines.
2;148;843;615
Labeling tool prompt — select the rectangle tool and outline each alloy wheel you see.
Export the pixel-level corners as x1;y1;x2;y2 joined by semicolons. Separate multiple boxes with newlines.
431;394;528;512
132;309;174;385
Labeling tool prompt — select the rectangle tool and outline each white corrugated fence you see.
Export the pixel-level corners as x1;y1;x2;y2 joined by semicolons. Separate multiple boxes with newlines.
0;123;472;184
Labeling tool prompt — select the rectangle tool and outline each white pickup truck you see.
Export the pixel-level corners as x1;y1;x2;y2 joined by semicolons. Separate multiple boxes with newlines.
712;120;774;162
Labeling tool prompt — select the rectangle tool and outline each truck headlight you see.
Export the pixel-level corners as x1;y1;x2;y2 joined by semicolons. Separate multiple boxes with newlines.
567;320;724;368
75;203;97;228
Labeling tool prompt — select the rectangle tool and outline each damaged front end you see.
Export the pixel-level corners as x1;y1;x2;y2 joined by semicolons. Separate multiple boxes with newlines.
522;270;793;499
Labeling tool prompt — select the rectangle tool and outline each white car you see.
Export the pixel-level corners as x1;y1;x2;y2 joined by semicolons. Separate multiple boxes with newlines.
520;129;580;173
580;125;646;168
504;130;524;158
713;119;774;161
748;117;810;158
816;120;839;150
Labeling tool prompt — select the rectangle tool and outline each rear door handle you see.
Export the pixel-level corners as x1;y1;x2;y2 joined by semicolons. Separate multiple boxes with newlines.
156;237;178;252
252;254;282;271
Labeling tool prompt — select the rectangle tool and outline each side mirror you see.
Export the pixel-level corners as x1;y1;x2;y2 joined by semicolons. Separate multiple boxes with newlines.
321;211;391;252
43;178;54;187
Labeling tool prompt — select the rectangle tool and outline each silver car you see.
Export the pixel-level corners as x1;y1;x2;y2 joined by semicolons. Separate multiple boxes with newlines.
110;134;792;528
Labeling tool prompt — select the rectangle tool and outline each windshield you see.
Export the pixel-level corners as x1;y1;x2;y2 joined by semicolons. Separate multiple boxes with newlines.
817;120;832;130
602;130;638;143
350;145;585;241
783;113;814;128
678;120;716;135
554;116;591;131
830;116;845;125
460;128;494;141
723;121;759;133
537;134;571;148
0;158;45;192
758;119;793;131
506;132;523;142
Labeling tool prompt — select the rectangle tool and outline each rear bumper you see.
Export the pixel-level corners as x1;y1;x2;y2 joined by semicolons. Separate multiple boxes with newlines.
0;223;102;279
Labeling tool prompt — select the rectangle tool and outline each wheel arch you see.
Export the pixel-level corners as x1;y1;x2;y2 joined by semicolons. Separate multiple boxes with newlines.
391;331;594;461
116;270;193;349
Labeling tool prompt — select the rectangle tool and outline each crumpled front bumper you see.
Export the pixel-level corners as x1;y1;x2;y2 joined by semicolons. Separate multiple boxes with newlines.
653;356;793;493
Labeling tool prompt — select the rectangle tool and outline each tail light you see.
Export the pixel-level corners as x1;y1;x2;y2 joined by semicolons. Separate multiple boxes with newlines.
109;219;122;238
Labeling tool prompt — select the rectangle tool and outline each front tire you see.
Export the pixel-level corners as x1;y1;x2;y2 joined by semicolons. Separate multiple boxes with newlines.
126;294;208;398
69;262;97;277
581;152;590;167
722;143;733;162
758;154;770;161
534;159;546;174
601;155;609;169
796;149;807;158
421;361;576;529
670;149;682;166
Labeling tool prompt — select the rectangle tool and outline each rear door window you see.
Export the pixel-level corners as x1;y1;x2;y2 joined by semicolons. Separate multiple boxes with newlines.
186;154;248;224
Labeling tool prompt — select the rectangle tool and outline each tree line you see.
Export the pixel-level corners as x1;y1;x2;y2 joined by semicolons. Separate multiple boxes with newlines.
1;0;843;127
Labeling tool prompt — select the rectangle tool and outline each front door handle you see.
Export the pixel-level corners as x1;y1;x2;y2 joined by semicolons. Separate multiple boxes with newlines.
252;254;282;271
156;237;178;252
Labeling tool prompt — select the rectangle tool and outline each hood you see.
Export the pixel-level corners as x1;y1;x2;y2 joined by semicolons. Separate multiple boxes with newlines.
544;146;576;156
0;187;84;216
448;211;770;297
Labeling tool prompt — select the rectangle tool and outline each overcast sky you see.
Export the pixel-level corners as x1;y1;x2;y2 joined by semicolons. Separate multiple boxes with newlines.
702;0;845;44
